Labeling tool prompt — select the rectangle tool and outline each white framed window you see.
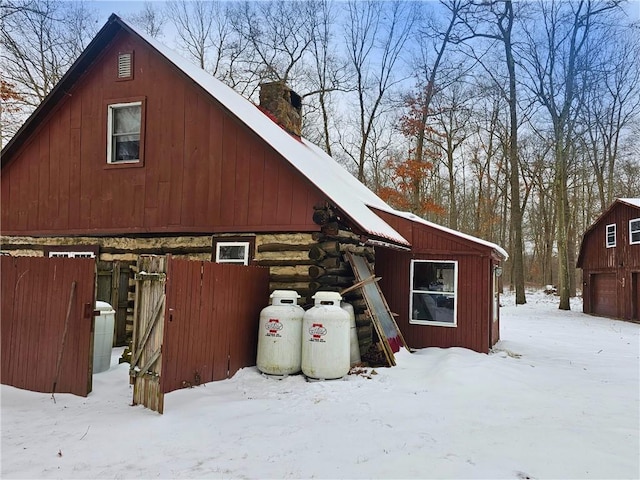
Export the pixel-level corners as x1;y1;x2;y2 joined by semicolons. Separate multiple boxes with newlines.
410;260;458;327
48;251;95;259
107;101;142;164
215;241;250;265
630;218;640;245
606;224;616;248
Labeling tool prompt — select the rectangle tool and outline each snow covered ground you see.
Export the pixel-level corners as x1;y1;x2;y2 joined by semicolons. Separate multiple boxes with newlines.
2;290;638;479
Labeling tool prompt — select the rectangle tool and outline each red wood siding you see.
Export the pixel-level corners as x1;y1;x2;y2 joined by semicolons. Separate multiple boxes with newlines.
1;256;95;396
579;201;640;320
373;210;498;353
578;203;640;271
376;249;493;353
2;31;326;236
161;259;270;394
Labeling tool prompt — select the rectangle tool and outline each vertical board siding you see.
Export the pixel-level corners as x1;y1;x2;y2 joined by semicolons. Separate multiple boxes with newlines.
378;250;492;353
162;259;270;394
1;30;325;236
580;202;640;320
374;208;499;354
0;256;95;396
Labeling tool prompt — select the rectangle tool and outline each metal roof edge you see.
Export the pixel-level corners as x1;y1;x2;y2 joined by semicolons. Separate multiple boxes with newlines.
370;205;509;260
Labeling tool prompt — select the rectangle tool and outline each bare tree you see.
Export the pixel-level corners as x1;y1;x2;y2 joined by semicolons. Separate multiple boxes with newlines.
581;31;640;211
428;81;474;230
228;0;317;86
168;0;231;74
521;0;622;310
453;0;528;304
342;0;415;183
128;2;167;39
302;0;351;155
402;0;464;212
1;0;42;21
0;0;98;142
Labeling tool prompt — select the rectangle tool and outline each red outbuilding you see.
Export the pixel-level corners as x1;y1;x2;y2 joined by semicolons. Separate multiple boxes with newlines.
577;198;640;321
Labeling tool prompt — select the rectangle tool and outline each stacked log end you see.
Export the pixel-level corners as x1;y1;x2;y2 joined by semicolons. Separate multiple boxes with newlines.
310;204;380;366
253;233;316;304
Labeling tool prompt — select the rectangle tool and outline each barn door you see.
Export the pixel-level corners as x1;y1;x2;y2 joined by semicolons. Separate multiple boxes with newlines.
130;255;167;413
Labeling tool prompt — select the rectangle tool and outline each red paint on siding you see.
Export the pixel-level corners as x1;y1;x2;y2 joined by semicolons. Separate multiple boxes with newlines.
373;209;500;354
1;257;95;396
1;31;326;236
162;259;270;393
578;201;640;320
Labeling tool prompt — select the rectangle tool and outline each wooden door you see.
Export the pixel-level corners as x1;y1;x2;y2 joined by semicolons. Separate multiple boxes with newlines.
591;273;617;318
130;255;167;413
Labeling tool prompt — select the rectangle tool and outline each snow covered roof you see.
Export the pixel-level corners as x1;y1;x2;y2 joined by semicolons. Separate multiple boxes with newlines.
116;17;409;247
619;198;640;208
372;205;509;260
3;14;512;258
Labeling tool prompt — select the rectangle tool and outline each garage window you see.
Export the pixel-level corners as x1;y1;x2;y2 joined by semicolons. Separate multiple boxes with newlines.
606;224;616;248
631;219;640;245
410;260;457;327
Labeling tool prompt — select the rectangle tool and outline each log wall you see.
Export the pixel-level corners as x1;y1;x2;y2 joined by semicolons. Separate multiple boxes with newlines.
308;204;383;365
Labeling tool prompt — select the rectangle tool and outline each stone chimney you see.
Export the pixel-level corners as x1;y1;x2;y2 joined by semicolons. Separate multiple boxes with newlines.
259;81;302;136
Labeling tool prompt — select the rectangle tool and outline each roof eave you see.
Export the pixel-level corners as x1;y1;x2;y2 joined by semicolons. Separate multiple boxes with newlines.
1;15;123;168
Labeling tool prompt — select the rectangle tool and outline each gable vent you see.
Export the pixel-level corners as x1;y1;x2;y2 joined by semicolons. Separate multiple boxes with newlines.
118;52;133;79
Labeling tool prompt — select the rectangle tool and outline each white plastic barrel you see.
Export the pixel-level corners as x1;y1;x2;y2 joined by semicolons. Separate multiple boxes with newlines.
93;301;115;374
341;301;361;366
256;290;304;376
301;292;350;380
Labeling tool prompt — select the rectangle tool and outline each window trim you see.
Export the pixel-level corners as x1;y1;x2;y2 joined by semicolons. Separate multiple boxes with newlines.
105;97;146;168
630;218;640;245
214;240;251;265
605;223;616;248
409;259;458;327
44;245;99;258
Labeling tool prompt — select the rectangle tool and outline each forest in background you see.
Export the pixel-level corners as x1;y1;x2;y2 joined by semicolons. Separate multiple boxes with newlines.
2;0;639;308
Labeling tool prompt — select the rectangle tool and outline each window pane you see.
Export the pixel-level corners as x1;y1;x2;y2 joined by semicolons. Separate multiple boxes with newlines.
113;105;141;134
631;220;640;243
412;293;455;323
113;135;140;161
218;245;246;260
412;262;455;293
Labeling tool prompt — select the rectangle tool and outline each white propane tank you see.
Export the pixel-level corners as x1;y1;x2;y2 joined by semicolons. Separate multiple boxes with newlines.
256;290;304;376
301;292;350;380
93;301;115;374
341;301;361;366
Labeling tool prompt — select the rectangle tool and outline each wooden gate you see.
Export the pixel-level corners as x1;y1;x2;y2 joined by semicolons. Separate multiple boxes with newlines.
130;255;270;413
130;256;167;413
0;256;96;396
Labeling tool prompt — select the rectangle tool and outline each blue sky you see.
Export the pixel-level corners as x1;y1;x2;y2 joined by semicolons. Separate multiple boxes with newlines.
90;0;150;20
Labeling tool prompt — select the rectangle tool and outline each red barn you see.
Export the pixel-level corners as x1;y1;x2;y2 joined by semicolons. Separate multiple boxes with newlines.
1;14;506;354
577;198;640;321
